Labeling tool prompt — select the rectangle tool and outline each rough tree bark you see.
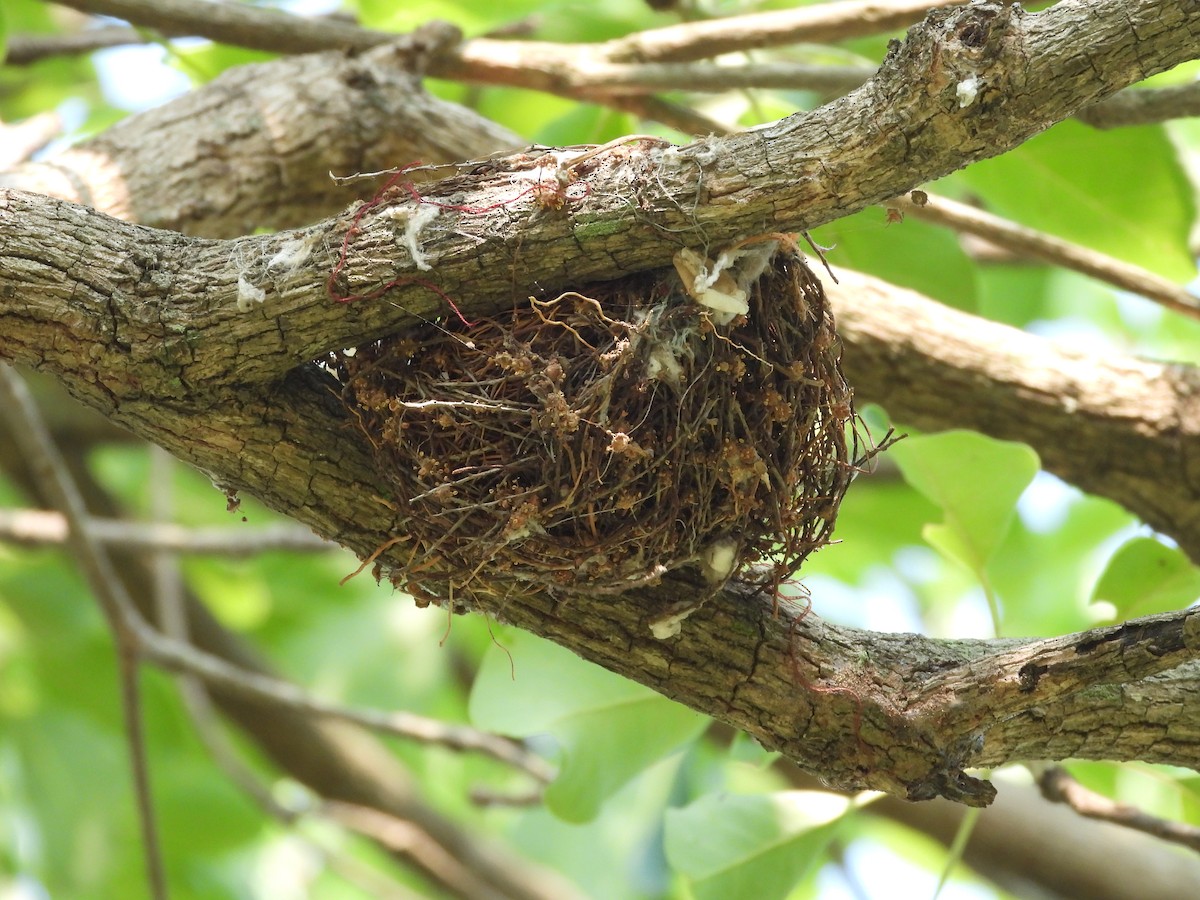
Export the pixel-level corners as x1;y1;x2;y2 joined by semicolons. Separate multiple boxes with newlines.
3;0;1200;810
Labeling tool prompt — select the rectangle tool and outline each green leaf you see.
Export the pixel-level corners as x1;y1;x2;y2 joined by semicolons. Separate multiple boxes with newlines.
812;209;978;310
891;432;1039;579
168;42;277;84
1091;537;1200;620
469;630;709;822
664;791;850;900
534;104;638;149
960;121;1197;282
992;490;1133;637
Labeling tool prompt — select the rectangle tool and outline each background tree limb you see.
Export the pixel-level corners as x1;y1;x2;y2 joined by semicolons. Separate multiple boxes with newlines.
4;0;1200;806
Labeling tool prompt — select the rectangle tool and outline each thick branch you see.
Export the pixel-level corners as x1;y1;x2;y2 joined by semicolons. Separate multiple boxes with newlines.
829;271;1200;560
1;41;520;237
7;293;1198;808
6;1;1196;395
6;0;1199;806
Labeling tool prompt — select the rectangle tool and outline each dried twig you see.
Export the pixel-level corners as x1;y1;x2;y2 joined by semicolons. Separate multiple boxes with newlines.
1038;765;1200;854
27;0;1199;136
51;0;387;54
887;191;1200;320
602;0;963;63
564;60;873;97
145;450;429;899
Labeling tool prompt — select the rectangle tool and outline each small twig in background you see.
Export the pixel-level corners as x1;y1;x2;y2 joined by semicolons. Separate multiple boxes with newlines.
1039;765;1200;854
145;446;294;815
19;0;1196;143
887;191;1200;321
0;507;337;555
0;364;170;900
598;0;961;63
145;448;425;897
0;365;557;898
468;786;546;808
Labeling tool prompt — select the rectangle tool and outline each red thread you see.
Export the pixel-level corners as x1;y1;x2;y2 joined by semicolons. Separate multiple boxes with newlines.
327;166;416;304
328;161;590;328
787;608;867;756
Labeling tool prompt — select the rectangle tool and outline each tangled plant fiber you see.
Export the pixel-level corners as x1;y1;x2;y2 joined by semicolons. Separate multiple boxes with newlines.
333;248;871;608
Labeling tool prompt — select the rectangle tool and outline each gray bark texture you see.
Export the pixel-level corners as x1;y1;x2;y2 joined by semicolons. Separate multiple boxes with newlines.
3;0;1200;809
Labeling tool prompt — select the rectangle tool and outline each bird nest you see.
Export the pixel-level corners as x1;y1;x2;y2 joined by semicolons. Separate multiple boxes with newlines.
332;244;870;608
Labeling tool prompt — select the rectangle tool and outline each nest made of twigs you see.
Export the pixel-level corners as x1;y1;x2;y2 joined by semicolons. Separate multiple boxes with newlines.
332;246;868;607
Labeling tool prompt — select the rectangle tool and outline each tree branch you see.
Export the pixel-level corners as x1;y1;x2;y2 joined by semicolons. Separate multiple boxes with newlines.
0;366;168;899
51;0;391;54
6;0;1199;807
6;24;151;64
1;41;521;237
53;0;960;63
1038;765;1200;853
40;0;1198;133
886;191;1200;320
0;507;336;554
829;270;1200;562
7;1;1196;390
858;775;1200;899
1077;80;1200;130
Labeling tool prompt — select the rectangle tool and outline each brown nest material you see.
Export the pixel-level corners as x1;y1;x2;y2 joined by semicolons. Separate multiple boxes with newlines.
332;246;871;607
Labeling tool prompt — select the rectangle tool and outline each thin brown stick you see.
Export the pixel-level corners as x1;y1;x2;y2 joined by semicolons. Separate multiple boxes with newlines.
0;508;551;777
888;191;1200;320
146;447;290;814
1038;765;1200;853
5;25;147;64
52;0;388;54
0;365;170;900
588;0;964;63
142;612;555;778
567;61;873;96
321;801;503;899
144;452;426;898
607;94;731;136
0;507;336;554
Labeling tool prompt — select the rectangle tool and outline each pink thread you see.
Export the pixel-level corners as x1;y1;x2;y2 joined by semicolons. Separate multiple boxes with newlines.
328;162;590;328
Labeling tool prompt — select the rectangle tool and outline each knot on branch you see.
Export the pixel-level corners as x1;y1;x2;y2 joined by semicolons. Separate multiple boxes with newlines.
878;1;1026;111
